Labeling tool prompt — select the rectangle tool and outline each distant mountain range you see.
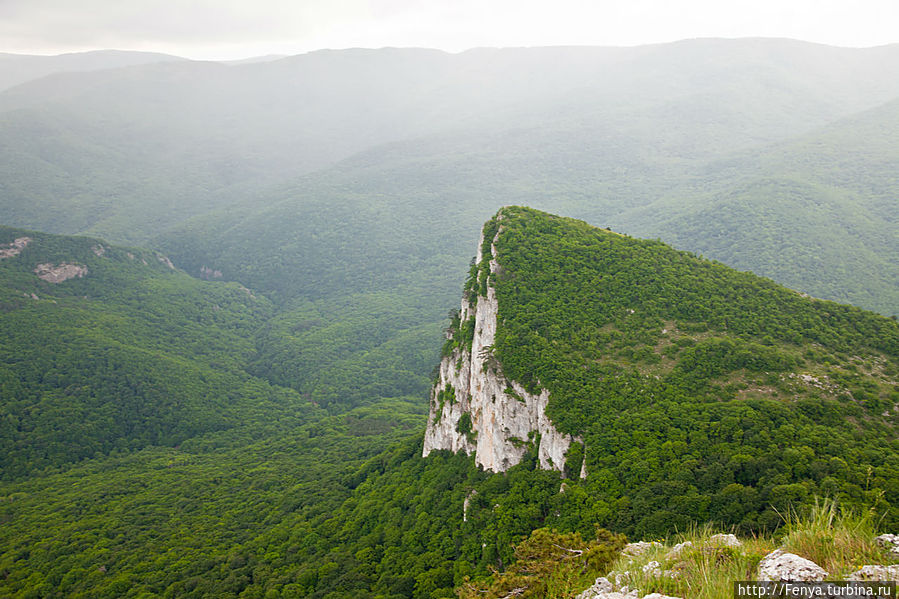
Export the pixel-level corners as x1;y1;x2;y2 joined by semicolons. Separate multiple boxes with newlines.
1;40;897;315
0;49;185;91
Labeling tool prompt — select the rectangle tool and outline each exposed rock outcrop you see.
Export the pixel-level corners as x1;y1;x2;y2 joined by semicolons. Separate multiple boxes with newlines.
575;578;643;599
34;263;87;283
0;237;31;259
640;560;680;579
463;490;477;523
575;577;682;599
156;253;175;269
757;550;827;582
422;221;576;473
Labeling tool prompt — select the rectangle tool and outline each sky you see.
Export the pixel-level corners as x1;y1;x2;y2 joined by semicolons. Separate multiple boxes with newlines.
0;0;897;60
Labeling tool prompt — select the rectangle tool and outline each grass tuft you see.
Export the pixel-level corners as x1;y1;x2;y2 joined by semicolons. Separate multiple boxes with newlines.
605;525;774;599
777;497;890;577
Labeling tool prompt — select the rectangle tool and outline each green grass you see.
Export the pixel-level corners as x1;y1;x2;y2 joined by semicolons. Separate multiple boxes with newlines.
778;498;887;578
553;501;899;599
604;528;773;599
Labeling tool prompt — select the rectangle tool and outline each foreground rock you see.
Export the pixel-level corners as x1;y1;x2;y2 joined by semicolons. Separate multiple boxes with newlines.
575;591;636;599
575;577;613;599
875;534;899;555
574;576;645;599
622;541;663;558
575;579;681;599
846;565;899;581
640;560;680;579
664;541;693;560
708;533;742;548
757;550;828;582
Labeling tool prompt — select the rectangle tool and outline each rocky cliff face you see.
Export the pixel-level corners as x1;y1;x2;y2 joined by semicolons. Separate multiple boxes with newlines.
422;219;577;473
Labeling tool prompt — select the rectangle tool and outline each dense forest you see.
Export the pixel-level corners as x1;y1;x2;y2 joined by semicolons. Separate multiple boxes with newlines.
3;209;899;597
0;226;430;597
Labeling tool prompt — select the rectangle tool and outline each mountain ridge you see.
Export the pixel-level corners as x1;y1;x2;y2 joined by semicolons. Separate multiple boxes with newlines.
5;39;899;243
423;207;899;533
0;49;186;92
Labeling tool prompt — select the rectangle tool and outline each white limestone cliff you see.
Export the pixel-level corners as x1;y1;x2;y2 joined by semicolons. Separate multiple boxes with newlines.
422;221;578;473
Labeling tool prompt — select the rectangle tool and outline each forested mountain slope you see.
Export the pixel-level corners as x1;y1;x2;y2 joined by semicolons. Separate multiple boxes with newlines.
147;39;899;319
287;207;899;597
0;225;318;479
0;226;428;597
150;82;899;476
620;97;899;315
5;209;897;598
431;207;899;531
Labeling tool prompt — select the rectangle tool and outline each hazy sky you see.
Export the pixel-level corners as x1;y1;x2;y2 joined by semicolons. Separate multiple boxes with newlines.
1;0;897;59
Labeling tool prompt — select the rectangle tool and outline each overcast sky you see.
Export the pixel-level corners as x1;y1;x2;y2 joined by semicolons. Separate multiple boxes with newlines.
1;0;897;60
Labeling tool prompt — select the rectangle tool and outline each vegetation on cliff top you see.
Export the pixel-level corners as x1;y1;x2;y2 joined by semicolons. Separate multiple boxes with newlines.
482;207;899;536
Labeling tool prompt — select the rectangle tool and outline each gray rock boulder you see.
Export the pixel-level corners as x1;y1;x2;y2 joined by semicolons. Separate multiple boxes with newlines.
665;541;693;560
664;541;693;560
575;585;637;599
640;560;680;579
708;533;742;548
757;550;828;582
575;577;613;599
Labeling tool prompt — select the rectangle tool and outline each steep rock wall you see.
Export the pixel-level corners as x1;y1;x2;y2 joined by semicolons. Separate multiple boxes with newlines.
422;223;575;473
